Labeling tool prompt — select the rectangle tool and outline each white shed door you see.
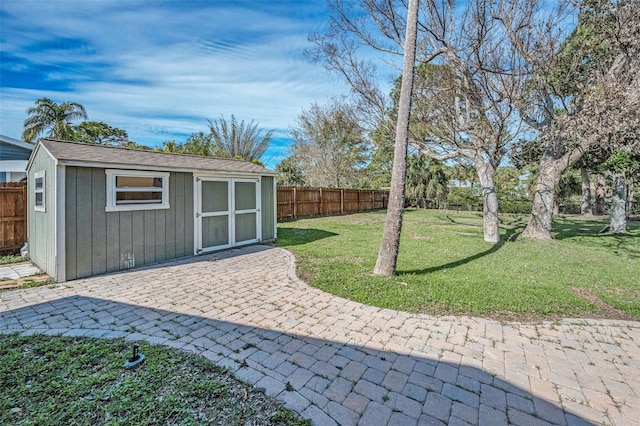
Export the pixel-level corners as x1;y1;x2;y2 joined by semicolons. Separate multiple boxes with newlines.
195;177;261;254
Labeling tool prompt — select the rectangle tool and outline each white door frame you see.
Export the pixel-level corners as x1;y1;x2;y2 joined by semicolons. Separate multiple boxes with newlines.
232;178;262;247
194;175;261;254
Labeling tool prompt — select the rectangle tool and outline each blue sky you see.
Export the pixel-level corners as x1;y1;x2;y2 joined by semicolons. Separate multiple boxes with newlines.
0;0;356;168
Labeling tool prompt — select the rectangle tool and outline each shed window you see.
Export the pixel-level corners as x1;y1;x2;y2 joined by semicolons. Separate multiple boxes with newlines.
34;171;45;212
106;170;169;212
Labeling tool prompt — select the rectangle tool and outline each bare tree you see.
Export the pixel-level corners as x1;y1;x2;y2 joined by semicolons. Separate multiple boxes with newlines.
579;167;592;215
374;0;420;277
603;150;640;233
499;0;640;239
289;100;368;188
311;0;530;244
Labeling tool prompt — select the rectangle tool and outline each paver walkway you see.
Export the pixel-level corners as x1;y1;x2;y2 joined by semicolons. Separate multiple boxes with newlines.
1;245;638;425
0;261;42;281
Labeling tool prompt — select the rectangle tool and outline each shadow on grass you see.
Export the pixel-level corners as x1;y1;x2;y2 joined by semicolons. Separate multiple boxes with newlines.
0;293;596;426
438;214;484;228
398;227;519;275
276;228;338;247
551;219;640;258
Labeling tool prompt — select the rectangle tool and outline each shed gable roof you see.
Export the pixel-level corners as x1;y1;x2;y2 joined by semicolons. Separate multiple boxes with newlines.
37;139;275;175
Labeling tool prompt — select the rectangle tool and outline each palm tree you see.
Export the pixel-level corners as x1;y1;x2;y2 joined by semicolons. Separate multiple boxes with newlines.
406;155;448;204
207;115;272;162
373;0;419;277
22;97;88;143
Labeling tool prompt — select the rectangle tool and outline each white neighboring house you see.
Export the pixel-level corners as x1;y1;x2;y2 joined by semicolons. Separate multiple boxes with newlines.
0;134;34;182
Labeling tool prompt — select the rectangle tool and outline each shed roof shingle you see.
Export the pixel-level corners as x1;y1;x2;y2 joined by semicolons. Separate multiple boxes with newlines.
39;139;275;175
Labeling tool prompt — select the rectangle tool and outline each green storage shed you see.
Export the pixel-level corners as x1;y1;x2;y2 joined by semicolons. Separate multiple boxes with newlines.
27;139;277;282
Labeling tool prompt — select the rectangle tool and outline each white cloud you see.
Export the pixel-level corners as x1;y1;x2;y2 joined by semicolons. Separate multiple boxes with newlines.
0;1;351;167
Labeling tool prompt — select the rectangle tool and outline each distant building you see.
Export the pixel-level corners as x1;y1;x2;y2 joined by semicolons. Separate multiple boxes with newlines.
0;135;34;182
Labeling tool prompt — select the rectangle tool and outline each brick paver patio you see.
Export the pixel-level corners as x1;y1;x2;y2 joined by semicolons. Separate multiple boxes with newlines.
1;245;638;425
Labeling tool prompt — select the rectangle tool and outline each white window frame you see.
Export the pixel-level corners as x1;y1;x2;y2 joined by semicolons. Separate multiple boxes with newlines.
105;169;170;212
34;170;46;212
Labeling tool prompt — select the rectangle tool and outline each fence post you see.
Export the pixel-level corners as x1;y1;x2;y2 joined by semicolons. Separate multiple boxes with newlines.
293;187;297;219
340;189;344;214
319;187;323;215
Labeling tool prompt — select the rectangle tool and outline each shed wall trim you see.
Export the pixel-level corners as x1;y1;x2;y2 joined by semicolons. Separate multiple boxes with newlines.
56;165;66;282
58;160;276;176
273;177;277;241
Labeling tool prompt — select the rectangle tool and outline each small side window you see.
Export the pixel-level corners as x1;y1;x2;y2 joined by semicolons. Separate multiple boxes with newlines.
34;171;45;212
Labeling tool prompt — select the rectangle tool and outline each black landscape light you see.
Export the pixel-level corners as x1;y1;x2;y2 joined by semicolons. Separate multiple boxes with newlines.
124;343;145;368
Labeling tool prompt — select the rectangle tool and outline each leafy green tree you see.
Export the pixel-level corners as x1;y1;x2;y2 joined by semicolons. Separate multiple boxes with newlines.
161;132;218;156
161;140;182;153
182;132;217;156
207;115;272;162
22;97;88;142
362;125;395;189
405;155;448;205
72;121;129;146
447;187;481;210
555;171;582;215
448;163;477;189
275;157;306;187
494;167;524;198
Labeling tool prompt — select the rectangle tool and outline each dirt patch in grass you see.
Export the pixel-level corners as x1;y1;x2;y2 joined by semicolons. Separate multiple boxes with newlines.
456;232;479;237
309;256;365;265
569;287;636;321
410;233;431;240
0;275;53;291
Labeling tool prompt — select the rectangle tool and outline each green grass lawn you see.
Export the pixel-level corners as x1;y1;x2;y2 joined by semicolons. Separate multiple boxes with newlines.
277;210;640;321
0;335;309;426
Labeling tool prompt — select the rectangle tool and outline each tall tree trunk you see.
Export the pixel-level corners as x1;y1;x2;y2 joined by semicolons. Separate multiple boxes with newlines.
580;167;592;215
609;171;627;233
476;164;500;243
373;0;419;277
522;155;564;240
628;183;636;219
595;174;606;215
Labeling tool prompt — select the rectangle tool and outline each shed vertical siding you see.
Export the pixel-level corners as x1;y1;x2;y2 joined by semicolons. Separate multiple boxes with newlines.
91;169;107;275
261;176;276;242
27;146;58;278
74;167;94;279
173;173;187;258
155;211;166;262
118;211;133;271
65;167;77;279
65;168;194;280
165;181;177;260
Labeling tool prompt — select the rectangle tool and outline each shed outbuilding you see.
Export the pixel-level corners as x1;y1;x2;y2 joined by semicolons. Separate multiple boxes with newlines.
27;139;277;282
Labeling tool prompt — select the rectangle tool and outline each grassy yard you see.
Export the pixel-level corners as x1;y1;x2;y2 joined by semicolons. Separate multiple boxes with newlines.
277;210;640;321
0;334;309;426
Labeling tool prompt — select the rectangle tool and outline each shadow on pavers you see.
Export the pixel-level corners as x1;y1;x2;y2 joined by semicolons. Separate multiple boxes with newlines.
0;296;600;426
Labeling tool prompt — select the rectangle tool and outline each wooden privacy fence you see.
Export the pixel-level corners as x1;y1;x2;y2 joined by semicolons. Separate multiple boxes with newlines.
0;182;27;254
277;187;388;220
